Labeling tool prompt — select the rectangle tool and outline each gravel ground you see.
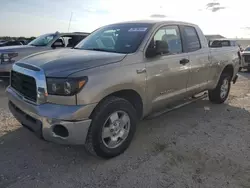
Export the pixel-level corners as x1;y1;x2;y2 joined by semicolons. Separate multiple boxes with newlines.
1;73;250;188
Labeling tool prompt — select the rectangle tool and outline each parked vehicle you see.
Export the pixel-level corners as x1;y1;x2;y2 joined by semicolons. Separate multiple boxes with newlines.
0;40;6;44
239;46;250;71
17;40;29;45
7;20;239;158
0;40;24;47
0;32;89;77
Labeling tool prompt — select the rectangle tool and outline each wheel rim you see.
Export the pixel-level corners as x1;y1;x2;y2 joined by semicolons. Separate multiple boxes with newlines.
101;111;130;149
220;78;229;99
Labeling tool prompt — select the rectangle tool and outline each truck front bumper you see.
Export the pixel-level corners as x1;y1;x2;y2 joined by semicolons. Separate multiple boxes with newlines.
7;86;97;145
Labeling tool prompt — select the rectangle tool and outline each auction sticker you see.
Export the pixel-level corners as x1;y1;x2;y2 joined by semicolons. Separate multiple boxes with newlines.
128;28;148;32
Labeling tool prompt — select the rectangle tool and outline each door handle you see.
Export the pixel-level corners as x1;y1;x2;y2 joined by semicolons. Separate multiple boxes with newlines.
180;58;190;65
136;68;146;74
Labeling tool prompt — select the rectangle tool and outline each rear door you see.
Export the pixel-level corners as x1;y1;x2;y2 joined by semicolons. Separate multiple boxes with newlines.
180;25;210;94
145;25;190;112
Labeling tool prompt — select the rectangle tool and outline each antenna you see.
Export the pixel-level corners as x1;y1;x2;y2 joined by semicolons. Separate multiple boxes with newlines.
68;12;73;32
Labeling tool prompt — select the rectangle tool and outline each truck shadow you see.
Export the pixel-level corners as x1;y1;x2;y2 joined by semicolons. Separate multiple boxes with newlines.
0;78;9;88
0;98;250;187
0;79;9;97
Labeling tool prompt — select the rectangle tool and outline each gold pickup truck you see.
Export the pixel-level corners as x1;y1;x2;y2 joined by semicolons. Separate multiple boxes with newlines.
7;20;239;158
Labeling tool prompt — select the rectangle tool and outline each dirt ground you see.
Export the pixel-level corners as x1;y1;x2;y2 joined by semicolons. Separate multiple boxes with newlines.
1;73;250;188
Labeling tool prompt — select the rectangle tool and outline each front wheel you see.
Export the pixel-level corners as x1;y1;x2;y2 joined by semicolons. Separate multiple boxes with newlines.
208;74;231;104
85;96;137;158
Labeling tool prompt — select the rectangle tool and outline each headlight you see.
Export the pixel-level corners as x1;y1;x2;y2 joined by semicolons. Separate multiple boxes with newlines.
47;77;88;96
0;52;18;64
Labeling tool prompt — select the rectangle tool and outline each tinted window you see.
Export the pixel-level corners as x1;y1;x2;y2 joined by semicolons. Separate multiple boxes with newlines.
183;26;201;52
148;25;182;54
221;41;230;46
75;23;153;54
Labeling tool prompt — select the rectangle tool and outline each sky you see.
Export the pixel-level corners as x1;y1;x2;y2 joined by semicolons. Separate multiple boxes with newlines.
0;0;250;38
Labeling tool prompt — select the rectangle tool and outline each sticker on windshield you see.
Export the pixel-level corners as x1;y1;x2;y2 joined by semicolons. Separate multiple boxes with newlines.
128;28;148;32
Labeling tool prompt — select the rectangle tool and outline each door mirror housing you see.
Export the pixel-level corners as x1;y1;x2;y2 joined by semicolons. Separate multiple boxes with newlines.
155;40;169;54
146;40;169;58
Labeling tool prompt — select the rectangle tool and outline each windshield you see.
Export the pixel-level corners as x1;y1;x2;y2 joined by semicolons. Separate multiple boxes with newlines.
28;34;57;46
245;47;250;51
75;23;153;53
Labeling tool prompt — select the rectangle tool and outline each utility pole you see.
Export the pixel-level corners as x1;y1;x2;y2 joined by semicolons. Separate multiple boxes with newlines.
68;12;73;32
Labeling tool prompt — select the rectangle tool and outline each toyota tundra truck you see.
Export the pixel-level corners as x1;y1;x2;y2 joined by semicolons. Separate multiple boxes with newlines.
7;20;239;158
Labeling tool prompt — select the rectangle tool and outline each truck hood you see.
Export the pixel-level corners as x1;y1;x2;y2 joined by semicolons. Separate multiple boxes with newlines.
18;49;126;77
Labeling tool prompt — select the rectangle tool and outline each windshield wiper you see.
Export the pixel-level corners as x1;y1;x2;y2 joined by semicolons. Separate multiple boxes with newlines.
74;47;125;53
29;44;45;47
85;48;116;53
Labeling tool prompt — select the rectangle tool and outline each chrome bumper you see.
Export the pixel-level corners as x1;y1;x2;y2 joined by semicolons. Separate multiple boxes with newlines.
7;86;95;145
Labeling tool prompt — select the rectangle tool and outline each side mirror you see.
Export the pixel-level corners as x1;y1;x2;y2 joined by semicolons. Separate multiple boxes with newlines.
146;47;157;58
146;40;169;58
155;40;169;55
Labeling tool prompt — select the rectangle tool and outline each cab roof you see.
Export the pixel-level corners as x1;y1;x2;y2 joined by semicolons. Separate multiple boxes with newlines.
47;32;90;36
111;20;198;27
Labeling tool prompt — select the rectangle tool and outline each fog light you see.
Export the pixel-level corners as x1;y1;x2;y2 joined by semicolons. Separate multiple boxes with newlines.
53;124;69;138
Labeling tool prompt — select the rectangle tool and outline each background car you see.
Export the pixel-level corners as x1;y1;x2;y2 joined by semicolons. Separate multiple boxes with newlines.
0;31;89;78
0;40;23;47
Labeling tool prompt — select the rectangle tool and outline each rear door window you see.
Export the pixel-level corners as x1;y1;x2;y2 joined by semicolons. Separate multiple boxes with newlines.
182;26;201;52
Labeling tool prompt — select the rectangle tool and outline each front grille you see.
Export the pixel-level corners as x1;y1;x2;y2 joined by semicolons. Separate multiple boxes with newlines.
11;70;37;102
244;55;250;63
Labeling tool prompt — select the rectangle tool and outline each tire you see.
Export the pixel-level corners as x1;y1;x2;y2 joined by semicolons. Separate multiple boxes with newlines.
238;67;242;72
208;74;231;104
85;96;137;158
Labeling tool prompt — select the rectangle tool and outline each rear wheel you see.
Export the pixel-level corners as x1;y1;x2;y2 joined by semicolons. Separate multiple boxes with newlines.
208;74;231;104
86;96;137;158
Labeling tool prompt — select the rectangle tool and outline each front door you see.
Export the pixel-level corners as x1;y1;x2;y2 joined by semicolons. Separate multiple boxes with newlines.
145;25;191;112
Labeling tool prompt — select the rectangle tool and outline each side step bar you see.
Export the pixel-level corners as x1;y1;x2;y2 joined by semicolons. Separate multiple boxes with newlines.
146;92;208;120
